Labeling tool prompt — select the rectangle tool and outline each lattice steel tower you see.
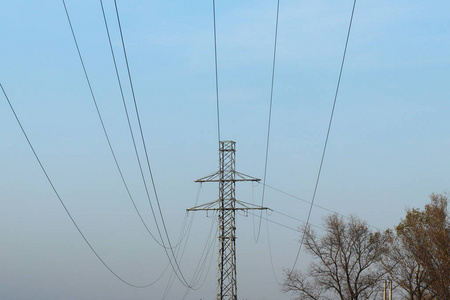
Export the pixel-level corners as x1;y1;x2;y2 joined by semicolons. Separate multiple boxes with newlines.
188;141;267;300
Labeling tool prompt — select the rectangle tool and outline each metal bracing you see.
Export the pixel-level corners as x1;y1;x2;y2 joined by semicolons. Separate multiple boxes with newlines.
187;141;267;300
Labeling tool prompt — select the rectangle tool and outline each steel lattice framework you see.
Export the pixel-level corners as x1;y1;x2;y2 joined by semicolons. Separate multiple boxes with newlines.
188;141;267;300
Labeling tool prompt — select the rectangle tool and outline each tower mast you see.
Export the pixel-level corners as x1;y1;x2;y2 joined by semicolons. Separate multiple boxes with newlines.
187;141;267;300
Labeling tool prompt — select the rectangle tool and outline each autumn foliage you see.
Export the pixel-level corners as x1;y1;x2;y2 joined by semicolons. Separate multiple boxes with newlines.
394;194;450;299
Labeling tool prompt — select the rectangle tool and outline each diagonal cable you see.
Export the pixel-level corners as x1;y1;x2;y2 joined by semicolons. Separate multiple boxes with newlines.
1;83;159;288
98;0;175;249
257;0;281;243
113;0;192;288
290;0;358;272
263;183;383;231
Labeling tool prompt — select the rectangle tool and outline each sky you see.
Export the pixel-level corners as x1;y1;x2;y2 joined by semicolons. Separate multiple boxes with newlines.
1;0;449;299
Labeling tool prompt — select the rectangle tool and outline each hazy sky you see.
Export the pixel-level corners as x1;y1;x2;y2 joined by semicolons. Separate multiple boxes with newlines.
1;0;449;299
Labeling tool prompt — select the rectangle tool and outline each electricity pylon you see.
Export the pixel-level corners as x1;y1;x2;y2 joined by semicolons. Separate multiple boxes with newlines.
187;141;268;300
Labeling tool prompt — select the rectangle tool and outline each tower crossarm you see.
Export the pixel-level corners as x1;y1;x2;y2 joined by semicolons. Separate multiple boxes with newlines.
187;199;268;212
195;171;261;183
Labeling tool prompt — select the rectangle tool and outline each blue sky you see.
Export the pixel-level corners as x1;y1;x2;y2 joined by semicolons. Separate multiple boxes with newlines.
1;0;449;299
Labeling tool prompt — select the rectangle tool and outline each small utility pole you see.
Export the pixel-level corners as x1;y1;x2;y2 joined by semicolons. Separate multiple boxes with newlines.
383;279;392;300
389;279;392;300
187;141;268;300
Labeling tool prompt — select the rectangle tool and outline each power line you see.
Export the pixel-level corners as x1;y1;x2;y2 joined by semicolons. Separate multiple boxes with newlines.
162;212;193;299
184;219;218;289
181;226;218;300
264;183;338;214
63;0;191;287
250;210;323;287
266;212;282;285
263;183;383;231
270;209;324;230
247;210;303;234
163;217;218;299
65;0;185;252
97;0;170;247
162;185;215;299
112;0;192;288
64;0;212;289
63;0;184;281
290;0;358;272
257;0;281;243
264;210;323;286
100;0;191;251
1;82;159;288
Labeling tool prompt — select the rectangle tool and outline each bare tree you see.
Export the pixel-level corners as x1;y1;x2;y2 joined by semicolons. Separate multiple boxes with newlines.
283;214;387;300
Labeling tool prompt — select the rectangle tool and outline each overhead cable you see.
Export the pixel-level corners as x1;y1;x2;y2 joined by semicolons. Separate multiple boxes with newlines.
247;210;303;233
1;83;159;288
162;185;211;299
290;0;358;272
257;0;281;242
98;0;175;249
112;0;192;288
266;213;282;284
263;183;382;231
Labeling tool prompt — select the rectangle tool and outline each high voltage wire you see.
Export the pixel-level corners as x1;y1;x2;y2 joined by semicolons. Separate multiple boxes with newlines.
64;0;190;254
169;219;218;299
264;210;322;285
3;1;211;289
249;207;315;285
266;212;282;285
257;0;281;243
162;185;217;299
270;209;324;230
100;0;164;247
62;0;176;286
182;232;217;300
1;83;160;288
99;0;190;251
179;227;218;300
264;183;337;214
62;0;199;289
183;206;217;290
187;218;218;287
249;210;323;286
162;186;224;299
63;0;241;291
63;0;168;249
263;183;383;231
61;0;152;245
248;210;308;234
290;0;358;273
98;0;170;249
112;0;193;288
